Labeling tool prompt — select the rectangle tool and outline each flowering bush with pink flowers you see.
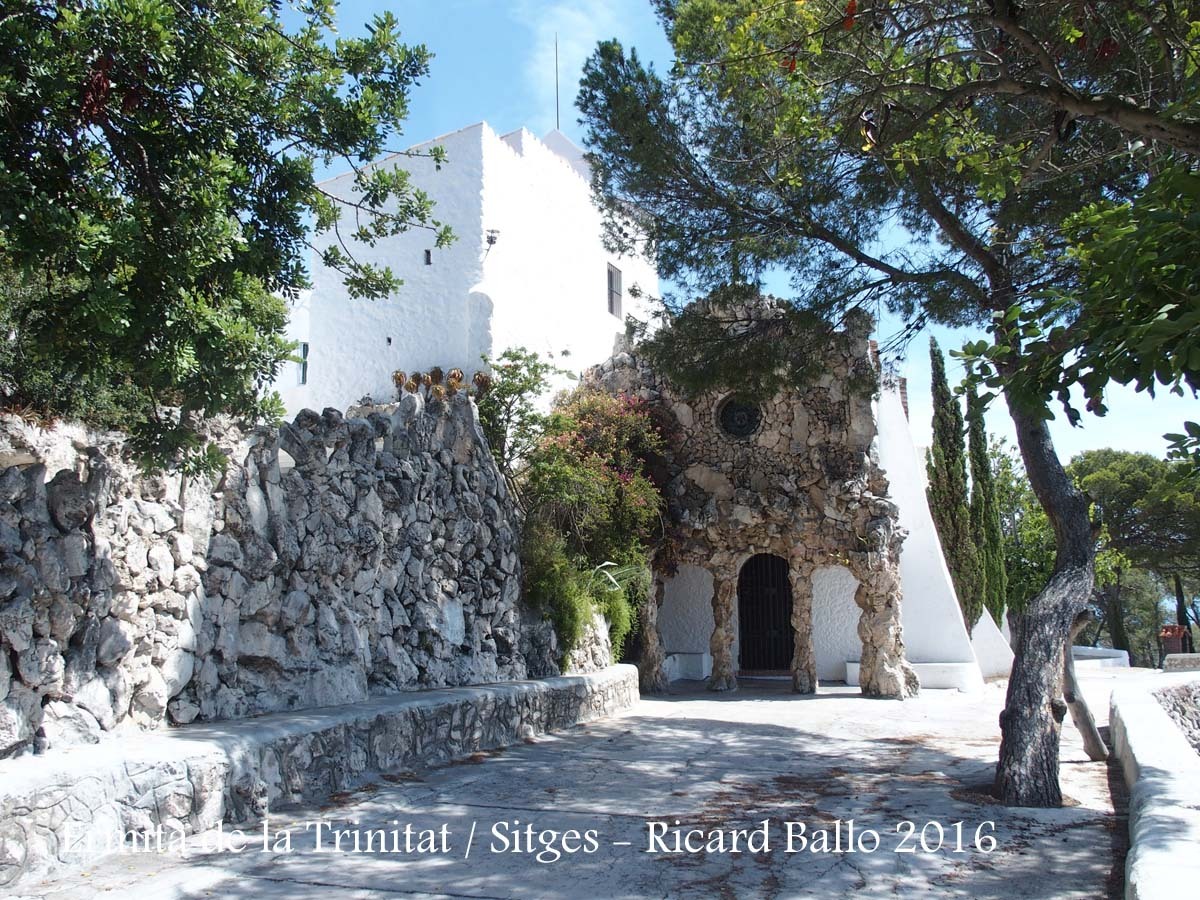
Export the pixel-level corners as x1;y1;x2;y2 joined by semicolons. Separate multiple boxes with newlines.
521;386;665;663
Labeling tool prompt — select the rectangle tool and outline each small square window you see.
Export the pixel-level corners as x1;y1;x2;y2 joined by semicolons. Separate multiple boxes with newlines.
298;342;309;385
424;249;433;265
607;264;622;319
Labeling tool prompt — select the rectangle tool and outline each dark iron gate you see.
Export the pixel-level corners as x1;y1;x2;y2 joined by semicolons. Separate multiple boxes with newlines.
737;554;794;672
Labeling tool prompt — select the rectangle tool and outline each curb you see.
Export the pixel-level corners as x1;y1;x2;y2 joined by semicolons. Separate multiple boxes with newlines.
1109;674;1200;900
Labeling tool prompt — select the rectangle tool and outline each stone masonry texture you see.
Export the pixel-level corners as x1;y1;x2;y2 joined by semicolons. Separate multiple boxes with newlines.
587;307;918;698
0;389;586;759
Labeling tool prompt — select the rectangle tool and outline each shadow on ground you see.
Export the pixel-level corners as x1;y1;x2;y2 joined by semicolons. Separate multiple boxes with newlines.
39;684;1120;900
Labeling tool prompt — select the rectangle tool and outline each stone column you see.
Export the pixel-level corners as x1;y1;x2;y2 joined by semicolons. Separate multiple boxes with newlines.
638;576;669;694
848;514;919;699
789;561;818;694
707;569;738;692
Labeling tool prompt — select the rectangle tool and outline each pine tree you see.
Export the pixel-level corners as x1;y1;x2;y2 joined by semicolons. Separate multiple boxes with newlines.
968;386;1008;627
926;338;984;633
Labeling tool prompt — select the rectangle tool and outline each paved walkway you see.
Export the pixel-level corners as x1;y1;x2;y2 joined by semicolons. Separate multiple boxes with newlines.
27;672;1146;899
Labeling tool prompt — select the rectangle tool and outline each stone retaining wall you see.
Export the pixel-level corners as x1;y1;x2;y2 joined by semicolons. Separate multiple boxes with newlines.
1155;680;1200;756
0;392;574;757
0;664;638;890
1110;676;1200;900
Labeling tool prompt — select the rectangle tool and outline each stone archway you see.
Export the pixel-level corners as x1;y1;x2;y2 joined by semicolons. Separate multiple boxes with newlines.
736;554;794;673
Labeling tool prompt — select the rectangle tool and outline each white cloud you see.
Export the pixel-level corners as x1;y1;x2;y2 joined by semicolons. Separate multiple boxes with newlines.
510;0;649;137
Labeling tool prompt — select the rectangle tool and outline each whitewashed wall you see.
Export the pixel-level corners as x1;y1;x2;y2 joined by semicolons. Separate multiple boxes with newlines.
659;564;714;655
482;127;658;390
279;124;486;414
660;561;863;680
275;123;659;415
812;565;862;680
278;288;311;400
972;612;1015;678
874;385;981;669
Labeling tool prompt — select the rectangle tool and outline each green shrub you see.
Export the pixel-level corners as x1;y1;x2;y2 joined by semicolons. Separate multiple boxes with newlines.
498;369;663;665
521;520;648;663
476;348;564;500
0;268;146;431
521;522;593;656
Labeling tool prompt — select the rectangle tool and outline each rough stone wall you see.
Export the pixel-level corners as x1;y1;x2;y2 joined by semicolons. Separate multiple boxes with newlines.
0;391;563;758
565;611;613;675
587;308;917;698
1156;681;1200;756
0;665;639;889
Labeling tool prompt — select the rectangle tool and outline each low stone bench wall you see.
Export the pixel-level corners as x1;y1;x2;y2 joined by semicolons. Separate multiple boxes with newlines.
0;664;639;890
1164;653;1200;672
1110;674;1200;900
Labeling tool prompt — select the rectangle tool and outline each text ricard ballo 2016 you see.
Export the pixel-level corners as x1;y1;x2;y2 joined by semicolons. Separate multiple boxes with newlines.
73;817;1000;863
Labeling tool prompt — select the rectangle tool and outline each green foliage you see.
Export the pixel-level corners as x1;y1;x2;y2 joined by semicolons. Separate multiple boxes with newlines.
520;523;597;659
579;2;1159;331
992;438;1130;613
991;439;1055;616
631;284;879;400
967;384;1007;626
1069;447;1200;639
521;387;664;662
0;267;143;428
1089;567;1171;669
1069;448;1200;581
0;1;451;470
964;164;1200;467
482;350;664;664
926;338;984;631
990;439;1196;652
475;347;565;502
521;526;649;663
1165;423;1200;476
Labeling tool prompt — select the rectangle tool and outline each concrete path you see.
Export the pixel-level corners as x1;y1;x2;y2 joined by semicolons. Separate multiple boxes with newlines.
25;673;1142;900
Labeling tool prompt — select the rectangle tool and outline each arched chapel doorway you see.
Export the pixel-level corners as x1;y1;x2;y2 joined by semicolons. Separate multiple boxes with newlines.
736;553;794;672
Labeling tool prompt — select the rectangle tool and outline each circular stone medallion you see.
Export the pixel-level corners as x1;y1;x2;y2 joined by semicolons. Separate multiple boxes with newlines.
718;396;762;438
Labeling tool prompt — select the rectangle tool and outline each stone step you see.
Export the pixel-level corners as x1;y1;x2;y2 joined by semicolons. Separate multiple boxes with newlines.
0;664;639;891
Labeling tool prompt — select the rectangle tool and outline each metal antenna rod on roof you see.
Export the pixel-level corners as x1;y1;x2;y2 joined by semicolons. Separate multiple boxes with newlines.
555;33;560;131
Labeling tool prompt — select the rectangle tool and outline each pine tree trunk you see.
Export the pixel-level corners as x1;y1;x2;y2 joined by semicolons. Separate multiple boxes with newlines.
1106;571;1130;658
1006;606;1024;651
993;397;1095;807
1174;573;1195;654
1153;599;1165;667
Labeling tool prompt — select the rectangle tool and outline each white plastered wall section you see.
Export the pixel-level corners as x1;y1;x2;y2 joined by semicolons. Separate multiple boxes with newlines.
660;563;869;682
275;123;488;415
480;126;658;391
277;288;312;402
659;564;715;680
276;123;658;415
874;384;998;689
972;610;1016;677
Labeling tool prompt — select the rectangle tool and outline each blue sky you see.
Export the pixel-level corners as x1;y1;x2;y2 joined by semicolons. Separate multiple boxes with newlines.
327;0;1196;462
321;1;670;148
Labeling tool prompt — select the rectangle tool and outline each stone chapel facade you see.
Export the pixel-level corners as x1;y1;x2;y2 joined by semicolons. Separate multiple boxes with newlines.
586;309;921;700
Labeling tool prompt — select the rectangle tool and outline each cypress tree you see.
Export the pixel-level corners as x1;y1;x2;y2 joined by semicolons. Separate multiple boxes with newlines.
967;385;1008;626
926;338;984;632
